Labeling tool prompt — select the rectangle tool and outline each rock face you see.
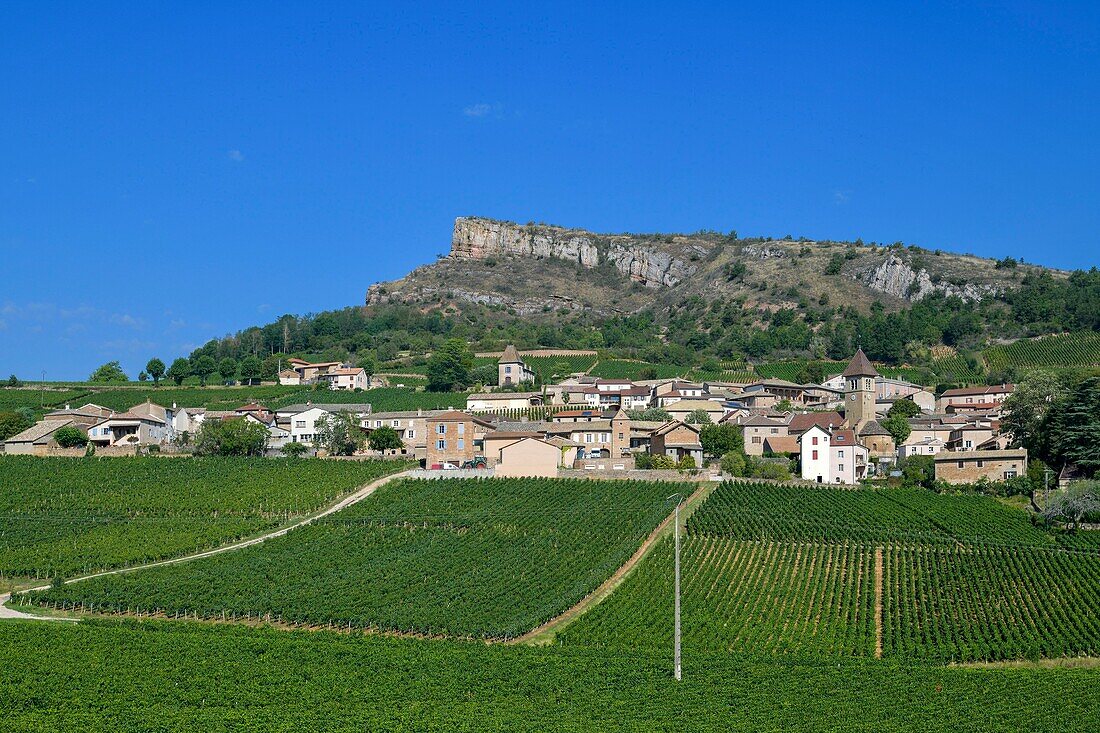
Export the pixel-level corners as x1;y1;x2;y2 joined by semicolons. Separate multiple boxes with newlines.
855;254;999;303
450;217;696;288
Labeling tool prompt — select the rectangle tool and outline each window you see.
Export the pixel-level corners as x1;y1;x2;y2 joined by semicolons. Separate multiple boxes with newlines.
752;436;761;444
585;433;593;443
958;461;964;469
374;420;381;428
976;460;984;468
812;450;818;460
436;439;446;450
838;450;844;458
812;436;818;446
505;366;512;373
437;424;446;435
457;423;465;435
770;428;777;434
295;420;306;428
457;439;464;450
392;420;399;427
839;463;845;472
406;429;415;439
965;440;973;449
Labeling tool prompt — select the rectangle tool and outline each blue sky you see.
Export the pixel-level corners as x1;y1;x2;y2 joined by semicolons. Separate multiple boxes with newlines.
2;1;1098;380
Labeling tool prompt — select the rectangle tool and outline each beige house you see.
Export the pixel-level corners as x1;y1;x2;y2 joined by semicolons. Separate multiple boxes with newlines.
649;421;703;465
498;345;535;386
934;449;1027;484
665;399;727;424
937;384;1014;413
494;436;577;478
742;416;789;456
466;391;544;411
3;419;77;455
425;411;494;468
319;367;368;391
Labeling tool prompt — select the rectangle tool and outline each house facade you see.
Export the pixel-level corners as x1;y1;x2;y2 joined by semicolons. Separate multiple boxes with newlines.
498;345;535;386
934;449;1027;484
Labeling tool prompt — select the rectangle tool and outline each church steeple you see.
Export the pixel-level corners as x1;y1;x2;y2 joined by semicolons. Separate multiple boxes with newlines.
843;349;878;432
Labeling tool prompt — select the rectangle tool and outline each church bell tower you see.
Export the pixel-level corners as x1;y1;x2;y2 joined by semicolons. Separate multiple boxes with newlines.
843;348;879;432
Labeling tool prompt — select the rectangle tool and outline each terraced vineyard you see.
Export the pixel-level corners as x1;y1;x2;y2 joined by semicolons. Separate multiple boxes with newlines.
88;385;302;412
0;388;92;414
984;332;1100;370
589;359;689;380
930;355;984;384
526;354;598;377
30;477;683;639
0;456;407;578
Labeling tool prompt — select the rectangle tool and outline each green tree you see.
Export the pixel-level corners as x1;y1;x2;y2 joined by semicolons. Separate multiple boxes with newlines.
886;398;921;419
880;415;912;445
368;425;404;452
1048;376;1100;478
627;407;672;422
795;362;825;385
677;454;697;470
0;411;32;441
218;358;238;385
719;450;747;477
7;374;21;387
89;361;128;383
53;425;88;448
426;338;473;392
1041;481;1100;532
356;353;378;382
192;355;217;386
700;423;743;458
1001;369;1063;459
145;358;166;385
685;409;713;425
138;371;148;382
651;454;677;470
239;355;263;385
166;358;191;386
281;441;309;458
315;411;364;456
194;417;268;456
901;455;935;488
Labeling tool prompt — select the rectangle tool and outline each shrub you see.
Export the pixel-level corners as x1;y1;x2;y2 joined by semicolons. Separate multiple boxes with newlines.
720;451;747;477
281;442;309;458
53;426;88;448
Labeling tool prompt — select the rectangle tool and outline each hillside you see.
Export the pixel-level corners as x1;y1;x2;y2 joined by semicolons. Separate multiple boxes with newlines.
366;217;1061;317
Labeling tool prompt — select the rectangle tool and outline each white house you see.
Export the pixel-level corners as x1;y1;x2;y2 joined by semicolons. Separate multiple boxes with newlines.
898;437;945;459
799;426;869;485
318;367;368;391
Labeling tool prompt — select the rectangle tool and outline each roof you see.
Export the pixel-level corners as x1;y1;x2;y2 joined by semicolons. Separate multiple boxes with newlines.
941;384;1014;398
102;411;165;425
742;415;785;427
551;409;613;419
934;449;1027;461
484;430;543;440
322;367;364;376
595;378;634;385
5;419;73;444
748;378;804;390
653;420;700;437
842;349;880;378
498;345;523;364
277;403;373;414
830;429;857;445
788;412;845;433
236;403;267;412
468;391;542;401
763;436;801;454
426;410;495;427
278;369;300;377
546;435;584;448
859;420;892;437
666;399;725;412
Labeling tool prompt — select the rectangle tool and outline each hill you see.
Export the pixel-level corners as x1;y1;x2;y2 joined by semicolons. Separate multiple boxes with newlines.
366;216;1060;317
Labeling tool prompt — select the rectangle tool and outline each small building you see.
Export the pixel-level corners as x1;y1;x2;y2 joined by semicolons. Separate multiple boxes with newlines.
649;421;703;466
898;437;945;459
3;419;76;455
937;384;1014;413
742;415;789;456
665;399;727;424
494;436;578;478
798;426;869;485
318;367;368;391
425;411;494;468
498;345;535;387
466;391;544;411
858;420;895;458
934;449;1027;484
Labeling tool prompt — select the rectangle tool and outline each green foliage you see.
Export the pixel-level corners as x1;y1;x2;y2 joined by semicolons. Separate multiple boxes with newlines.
824;252;845;275
719;450;746;477
684;409;712;425
7;374;20;387
367;425;404;452
886;398;921;418
194;417;269;456
0;456;406;576
356;352;378;378
901;455;935;488
749;460;791;481
0;411;32;441
166;358;191;385
33;478;681;639
677;454;696;470
1042;481;1100;529
985;333;1100;370
426;338;474;392
145;358;166;384
314;411;364;456
238;355;263;385
53;425;88;448
88;361;128;384
650;454;677;469
191;355;217;386
879;415;911;445
626;407;672;422
218;357;238;383
90;386;300;412
1046;376;1100;478
699;423;743;458
280;441;309;458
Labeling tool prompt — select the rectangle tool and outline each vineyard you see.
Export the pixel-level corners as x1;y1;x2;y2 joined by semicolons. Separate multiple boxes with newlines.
0;456;407;578
589;360;689;380
526;354;598;377
271;387;471;411
929;355;984;384
0;388;92;416
88;385;302;412
3;621;1097;732
30;477;683;639
754;360;935;385
563;538;876;656
984;332;1100;370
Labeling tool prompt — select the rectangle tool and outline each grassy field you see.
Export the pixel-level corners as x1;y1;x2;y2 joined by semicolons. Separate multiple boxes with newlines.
29;477;683;639
0;620;1097;731
0;456;408;578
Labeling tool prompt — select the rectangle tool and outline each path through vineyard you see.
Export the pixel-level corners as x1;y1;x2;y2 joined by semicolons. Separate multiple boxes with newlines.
0;468;415;622
874;546;884;659
513;480;717;645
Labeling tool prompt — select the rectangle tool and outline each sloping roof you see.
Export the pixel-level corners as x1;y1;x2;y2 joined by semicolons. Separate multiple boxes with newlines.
763;436;801;454
5;419;73;444
653;420;700;437
427;410;495;427
498;345;523;364
842;349;880;378
546;435;584;448
322;367;364;376
940;384;1014;398
742;415;785;427
277;403;373;414
468;391;542;401
788;412;845;433
830;429;857;445
484;430;543;440
859;420;892;437
666;399;726;412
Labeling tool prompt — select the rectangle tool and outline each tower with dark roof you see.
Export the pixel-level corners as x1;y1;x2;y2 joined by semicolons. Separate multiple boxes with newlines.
843;348;879;432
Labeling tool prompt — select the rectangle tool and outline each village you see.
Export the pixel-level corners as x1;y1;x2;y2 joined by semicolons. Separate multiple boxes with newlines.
2;347;1033;488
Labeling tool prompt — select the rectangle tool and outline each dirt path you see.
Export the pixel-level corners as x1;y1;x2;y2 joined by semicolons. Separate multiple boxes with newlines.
874;546;884;659
512;480;717;646
0;469;414;622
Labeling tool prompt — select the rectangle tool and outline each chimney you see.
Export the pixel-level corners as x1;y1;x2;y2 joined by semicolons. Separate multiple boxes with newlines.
172;402;177;409
65;404;70;410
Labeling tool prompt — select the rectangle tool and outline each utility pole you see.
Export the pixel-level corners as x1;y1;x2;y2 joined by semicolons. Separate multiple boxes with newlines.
1044;467;1053;506
667;492;683;681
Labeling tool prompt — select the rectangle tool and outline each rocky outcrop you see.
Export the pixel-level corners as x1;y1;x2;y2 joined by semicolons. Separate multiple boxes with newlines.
855;254;999;303
449;217;696;288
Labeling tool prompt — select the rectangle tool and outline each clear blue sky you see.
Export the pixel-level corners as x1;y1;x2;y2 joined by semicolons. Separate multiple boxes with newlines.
2;2;1098;380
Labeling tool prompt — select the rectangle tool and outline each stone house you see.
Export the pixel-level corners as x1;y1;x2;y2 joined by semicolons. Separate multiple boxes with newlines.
934;449;1027;484
425;411;494;468
498;345;535;386
649;421;703;466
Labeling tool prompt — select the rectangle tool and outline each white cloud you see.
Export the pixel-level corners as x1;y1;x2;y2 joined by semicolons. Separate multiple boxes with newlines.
463;103;495;118
833;190;851;205
227;149;245;162
109;313;144;329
